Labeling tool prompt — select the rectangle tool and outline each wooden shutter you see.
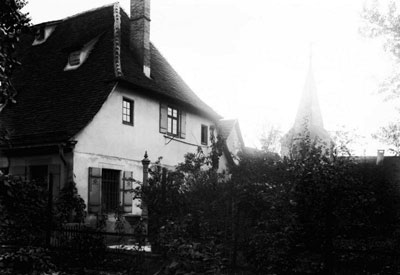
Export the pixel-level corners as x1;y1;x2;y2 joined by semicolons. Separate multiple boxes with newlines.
160;103;168;133
122;171;133;213
48;164;61;197
88;167;102;213
180;110;187;139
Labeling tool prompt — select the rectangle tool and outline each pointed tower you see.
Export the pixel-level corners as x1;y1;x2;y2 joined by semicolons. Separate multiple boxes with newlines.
281;59;330;157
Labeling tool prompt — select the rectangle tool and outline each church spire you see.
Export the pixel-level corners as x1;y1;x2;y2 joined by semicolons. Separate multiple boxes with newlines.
280;53;330;157
293;56;324;131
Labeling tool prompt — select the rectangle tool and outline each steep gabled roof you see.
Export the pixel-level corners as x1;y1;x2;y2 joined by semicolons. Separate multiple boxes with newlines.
2;5;117;147
1;3;220;148
217;119;244;144
117;8;219;119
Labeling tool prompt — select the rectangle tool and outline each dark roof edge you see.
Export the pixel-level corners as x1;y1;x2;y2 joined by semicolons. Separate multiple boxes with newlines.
115;78;222;121
71;81;119;140
33;20;62;27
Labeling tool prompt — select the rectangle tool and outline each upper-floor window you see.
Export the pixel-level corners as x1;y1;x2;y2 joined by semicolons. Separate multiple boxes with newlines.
168;107;179;136
201;125;208;145
159;103;186;138
64;36;99;71
32;24;57;46
122;98;134;125
68;51;81;66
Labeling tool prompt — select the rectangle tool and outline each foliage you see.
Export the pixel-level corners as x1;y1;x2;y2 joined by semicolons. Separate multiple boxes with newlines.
0;246;56;275
0;0;30;112
361;0;400;102
372;121;400;155
260;124;282;154
238;135;400;274
140;132;400;274
331;126;366;156
0;176;48;245
0;176;90;274
54;181;86;224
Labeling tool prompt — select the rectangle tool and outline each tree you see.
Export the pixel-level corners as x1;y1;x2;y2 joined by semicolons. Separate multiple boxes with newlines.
259;124;282;154
372;121;400;155
362;1;400;154
361;1;400;99
0;0;30;112
238;135;400;274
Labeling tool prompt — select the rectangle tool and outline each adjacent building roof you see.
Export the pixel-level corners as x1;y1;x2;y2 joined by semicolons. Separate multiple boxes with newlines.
1;3;220;148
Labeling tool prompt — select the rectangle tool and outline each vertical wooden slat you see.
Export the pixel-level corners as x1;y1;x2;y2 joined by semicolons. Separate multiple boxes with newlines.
88;167;102;213
180;110;186;139
159;103;168;133
122;171;133;213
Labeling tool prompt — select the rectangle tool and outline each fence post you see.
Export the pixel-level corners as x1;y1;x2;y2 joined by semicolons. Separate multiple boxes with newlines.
141;151;150;240
46;173;54;247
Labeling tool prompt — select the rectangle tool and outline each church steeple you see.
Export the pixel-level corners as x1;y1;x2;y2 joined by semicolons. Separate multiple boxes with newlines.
281;55;330;157
293;59;324;131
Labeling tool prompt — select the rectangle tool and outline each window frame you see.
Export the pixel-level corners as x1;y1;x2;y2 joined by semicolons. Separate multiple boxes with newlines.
68;51;81;66
122;97;134;126
167;106;179;136
201;124;208;145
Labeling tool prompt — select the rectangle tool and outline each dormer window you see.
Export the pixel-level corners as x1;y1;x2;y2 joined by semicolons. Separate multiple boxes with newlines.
32;25;56;46
68;51;81;66
64;36;99;71
35;27;45;41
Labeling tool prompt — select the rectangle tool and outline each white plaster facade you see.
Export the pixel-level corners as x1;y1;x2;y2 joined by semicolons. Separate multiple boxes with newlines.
3;82;228;220
71;83;222;213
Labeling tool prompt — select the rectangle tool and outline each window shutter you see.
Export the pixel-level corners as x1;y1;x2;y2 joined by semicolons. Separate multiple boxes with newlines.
204;126;208;145
160;103;168;133
48;164;61;197
88;167;102;213
180;110;187;139
122;171;133;213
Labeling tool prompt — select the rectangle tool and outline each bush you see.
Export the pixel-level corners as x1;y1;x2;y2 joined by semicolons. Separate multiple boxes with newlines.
0;247;56;274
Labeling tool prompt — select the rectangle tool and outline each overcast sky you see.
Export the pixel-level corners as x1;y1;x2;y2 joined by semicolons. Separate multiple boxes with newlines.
23;0;397;155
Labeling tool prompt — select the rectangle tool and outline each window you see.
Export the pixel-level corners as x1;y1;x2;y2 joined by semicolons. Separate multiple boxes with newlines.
122;98;134;125
101;169;120;213
88;167;133;214
167;107;179;136
32;25;57;46
68;51;81;66
64;36;99;70
9;164;61;197
35;27;45;41
160;103;186;138
201;125;208;145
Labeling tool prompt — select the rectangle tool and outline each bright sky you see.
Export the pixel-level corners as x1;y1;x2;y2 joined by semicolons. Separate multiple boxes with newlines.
23;0;397;155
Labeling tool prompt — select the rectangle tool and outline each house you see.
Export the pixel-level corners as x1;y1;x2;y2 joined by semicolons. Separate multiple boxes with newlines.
0;0;243;218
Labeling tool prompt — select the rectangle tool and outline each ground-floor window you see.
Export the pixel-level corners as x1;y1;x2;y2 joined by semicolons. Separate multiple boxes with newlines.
101;169;120;213
9;164;61;196
88;167;133;214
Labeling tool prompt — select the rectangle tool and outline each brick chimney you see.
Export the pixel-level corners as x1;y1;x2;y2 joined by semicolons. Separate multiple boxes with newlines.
130;0;151;78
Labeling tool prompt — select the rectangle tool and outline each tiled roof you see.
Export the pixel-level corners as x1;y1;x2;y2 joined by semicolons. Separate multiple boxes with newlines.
1;4;219;148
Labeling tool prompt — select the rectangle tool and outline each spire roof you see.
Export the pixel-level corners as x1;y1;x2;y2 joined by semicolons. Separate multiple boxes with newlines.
280;56;330;157
293;60;324;132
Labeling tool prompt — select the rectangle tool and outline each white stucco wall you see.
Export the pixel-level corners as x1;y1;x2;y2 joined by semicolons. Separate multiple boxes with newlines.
72;83;217;207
